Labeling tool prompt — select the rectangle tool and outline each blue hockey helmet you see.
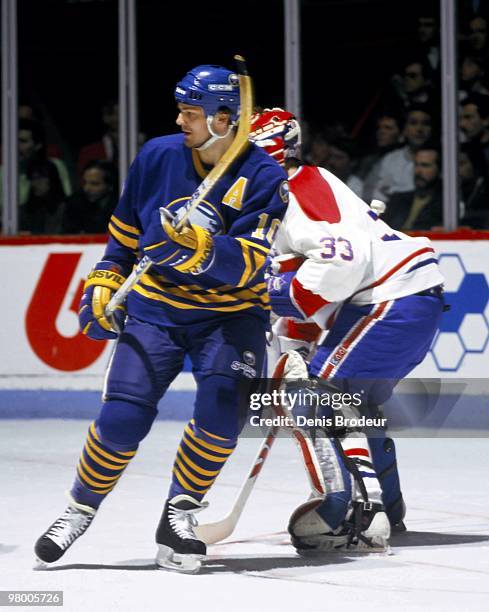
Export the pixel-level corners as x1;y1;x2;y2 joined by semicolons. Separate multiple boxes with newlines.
175;65;241;123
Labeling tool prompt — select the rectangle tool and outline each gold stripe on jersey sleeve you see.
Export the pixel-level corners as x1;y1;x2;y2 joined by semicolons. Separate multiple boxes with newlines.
109;222;139;250
110;215;140;236
236;238;269;285
237;237;270;255
237;241;253;285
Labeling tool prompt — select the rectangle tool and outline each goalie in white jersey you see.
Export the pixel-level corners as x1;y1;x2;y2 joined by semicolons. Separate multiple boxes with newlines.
250;109;445;551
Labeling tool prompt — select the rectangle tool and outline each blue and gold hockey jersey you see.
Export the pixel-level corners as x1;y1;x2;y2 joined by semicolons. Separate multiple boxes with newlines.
104;134;288;327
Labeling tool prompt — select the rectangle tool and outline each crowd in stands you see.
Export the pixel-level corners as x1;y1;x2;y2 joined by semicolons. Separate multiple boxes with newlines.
301;6;489;232
2;4;489;236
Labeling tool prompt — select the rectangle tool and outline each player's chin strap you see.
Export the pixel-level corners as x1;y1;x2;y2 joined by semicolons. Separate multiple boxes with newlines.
196;115;236;151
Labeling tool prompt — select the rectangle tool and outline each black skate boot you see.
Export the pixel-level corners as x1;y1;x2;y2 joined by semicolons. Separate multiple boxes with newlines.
155;494;208;574
388;497;407;533
34;493;96;567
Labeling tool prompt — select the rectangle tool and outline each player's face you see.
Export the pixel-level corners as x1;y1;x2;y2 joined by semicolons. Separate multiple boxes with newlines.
176;103;209;148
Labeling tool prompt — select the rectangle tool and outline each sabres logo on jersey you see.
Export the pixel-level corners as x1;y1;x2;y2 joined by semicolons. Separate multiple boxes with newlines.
279;180;289;204
166;197;225;236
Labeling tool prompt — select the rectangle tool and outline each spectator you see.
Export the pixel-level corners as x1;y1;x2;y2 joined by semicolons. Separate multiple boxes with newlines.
358;111;403;202
388;57;437;116
62;160;117;234
460;94;489;171
416;13;440;72
326;136;364;197
306;131;330;167
459;54;489;99
19;159;66;234
17;98;63;160
77;100;119;180
373;105;434;202
0;118;72;212
459;142;489;228
467;15;489;60
382;144;442;231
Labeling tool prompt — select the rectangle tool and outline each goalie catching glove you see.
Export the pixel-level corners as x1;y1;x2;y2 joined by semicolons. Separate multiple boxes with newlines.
140;208;214;274
79;261;127;340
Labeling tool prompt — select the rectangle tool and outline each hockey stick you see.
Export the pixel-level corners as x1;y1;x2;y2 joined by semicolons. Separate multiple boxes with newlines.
104;54;253;318
194;353;288;545
195;352;328;544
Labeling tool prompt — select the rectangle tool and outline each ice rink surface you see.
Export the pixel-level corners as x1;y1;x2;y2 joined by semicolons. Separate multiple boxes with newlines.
1;419;488;612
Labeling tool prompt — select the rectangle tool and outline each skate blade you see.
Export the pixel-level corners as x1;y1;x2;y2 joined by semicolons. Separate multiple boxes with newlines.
340;541;392;555
296;538;391;555
156;545;204;574
33;557;50;570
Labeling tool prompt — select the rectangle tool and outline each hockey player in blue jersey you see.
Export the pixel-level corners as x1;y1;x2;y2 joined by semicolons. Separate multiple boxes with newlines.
34;65;288;573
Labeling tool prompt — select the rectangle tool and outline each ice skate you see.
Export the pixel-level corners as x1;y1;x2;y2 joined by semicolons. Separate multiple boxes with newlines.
155;494;208;574
389;498;407;533
34;493;96;567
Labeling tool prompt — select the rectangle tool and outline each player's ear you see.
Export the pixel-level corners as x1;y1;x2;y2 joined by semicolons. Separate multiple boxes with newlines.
215;108;232;127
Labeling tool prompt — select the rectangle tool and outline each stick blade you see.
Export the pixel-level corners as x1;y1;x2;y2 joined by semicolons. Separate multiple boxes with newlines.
195;517;235;545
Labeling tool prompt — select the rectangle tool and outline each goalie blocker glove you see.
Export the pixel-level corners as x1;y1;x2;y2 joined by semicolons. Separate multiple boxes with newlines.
79;261;128;339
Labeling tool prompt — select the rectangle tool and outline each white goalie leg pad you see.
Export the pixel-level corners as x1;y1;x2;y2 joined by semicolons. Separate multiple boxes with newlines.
288;498;334;537
338;404;383;506
282;349;309;379
342;433;383;505
288;498;349;551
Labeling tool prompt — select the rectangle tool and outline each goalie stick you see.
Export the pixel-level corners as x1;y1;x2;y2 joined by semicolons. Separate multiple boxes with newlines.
195;351;327;545
104;54;254;319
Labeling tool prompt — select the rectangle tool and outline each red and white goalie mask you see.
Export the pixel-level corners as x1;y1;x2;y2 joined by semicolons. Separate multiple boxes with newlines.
249;107;301;166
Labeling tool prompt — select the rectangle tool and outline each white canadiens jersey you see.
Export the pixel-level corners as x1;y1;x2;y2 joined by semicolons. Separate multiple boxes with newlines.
273;165;444;325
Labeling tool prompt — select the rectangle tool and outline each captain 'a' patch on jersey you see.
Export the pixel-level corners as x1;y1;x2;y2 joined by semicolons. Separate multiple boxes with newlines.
222;177;248;211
